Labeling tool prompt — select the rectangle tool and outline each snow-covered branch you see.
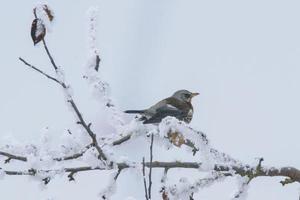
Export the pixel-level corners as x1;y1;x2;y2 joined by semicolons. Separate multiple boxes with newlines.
1;160;300;184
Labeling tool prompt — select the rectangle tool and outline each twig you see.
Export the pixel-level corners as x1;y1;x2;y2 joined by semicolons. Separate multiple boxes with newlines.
112;134;132;146
142;157;149;200
114;167;123;180
42;39;58;71
112;133;199;156
18;57;62;86
0;151;27;163
280;178;295;186
19;38;107;161
67;129;73;135
0;143;93;163
53;143;94;161
1;161;300;185
40;31;106;161
95;54;101;72
68;100;107;161
148;134;154;199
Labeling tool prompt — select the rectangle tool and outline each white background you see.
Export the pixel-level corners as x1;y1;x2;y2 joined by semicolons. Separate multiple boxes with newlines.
0;0;300;199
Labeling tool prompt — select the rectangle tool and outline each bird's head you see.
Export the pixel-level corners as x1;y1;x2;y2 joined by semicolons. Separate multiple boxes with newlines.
172;90;199;102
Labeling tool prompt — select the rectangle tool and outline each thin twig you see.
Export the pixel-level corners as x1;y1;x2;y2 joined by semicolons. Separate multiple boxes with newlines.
112;133;198;156
0;151;27;163
42;39;58;71
1;161;300;185
112;134;132;146
53;143;94;161
19;57;62;86
19;36;107;161
142;157;149;200
148;134;154;199
40;34;107;161
69;100;107;160
114;167;123;180
95;54;101;72
0;143;93;163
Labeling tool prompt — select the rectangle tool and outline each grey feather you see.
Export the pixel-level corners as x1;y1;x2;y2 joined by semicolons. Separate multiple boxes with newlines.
124;110;145;114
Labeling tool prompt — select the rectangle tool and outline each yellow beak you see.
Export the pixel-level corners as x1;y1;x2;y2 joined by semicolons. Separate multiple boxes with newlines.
191;92;200;97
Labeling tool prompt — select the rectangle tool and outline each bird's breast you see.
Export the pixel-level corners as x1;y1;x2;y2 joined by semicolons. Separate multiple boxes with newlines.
183;108;193;123
188;109;193;116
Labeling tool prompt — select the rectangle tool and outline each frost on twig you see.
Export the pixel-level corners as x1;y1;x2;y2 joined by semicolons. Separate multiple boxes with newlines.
85;6;125;131
231;176;250;200
165;172;225;200
19;5;108;162
142;157;149;200
99;169;122;200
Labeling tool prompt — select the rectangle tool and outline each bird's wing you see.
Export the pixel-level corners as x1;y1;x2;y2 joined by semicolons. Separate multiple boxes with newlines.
143;103;185;124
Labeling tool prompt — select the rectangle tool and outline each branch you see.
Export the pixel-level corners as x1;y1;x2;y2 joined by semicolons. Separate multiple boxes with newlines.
68;100;107;161
148;134;154;199
2;161;299;185
19;38;107;161
95;54;100;72
18;57;62;86
113;166;123;180
111;131;201;156
42;39;58;71
53;143;94;161
0;151;27;163
142;157;149;200
112;134;132;146
0;143;94;164
41;36;107;161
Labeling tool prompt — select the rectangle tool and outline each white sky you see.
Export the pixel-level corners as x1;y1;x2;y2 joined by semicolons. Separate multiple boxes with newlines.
0;0;300;199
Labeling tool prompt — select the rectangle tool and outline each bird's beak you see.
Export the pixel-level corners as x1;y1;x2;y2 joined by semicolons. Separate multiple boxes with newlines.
191;92;200;97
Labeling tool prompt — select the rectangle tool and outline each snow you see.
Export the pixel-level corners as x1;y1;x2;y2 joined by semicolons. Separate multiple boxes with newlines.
231;176;250;200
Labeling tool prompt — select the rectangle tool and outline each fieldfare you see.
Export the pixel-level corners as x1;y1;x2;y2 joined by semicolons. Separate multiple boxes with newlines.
125;90;199;124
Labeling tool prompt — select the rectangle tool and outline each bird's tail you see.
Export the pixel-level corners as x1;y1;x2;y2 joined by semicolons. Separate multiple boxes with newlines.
124;110;145;114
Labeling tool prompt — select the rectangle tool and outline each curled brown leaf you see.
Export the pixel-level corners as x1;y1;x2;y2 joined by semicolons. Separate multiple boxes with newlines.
43;5;54;22
31;18;46;45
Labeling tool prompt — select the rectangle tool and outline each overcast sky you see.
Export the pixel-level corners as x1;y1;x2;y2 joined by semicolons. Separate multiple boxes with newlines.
0;0;300;199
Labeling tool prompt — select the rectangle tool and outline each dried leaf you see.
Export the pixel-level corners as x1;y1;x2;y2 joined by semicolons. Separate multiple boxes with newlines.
31;18;46;45
162;191;169;200
168;131;185;147
43;5;54;22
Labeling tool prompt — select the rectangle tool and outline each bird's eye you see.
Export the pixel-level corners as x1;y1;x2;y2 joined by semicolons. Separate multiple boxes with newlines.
184;94;190;98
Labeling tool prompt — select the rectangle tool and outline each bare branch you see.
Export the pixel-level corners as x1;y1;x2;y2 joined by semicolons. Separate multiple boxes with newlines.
1;161;300;186
42;39;58;71
142;157;149;200
67;100;107;161
41;36;107;161
53;143;94;161
95;54;101;72
112;134;132;146
19;37;107;161
19;57;62;86
0;143;93;164
148;134;154;199
280;178;295;186
114;167;123;181
0;151;27;163
112;133;200;157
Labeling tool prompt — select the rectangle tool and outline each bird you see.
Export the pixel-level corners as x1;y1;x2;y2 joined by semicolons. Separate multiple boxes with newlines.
124;90;199;124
